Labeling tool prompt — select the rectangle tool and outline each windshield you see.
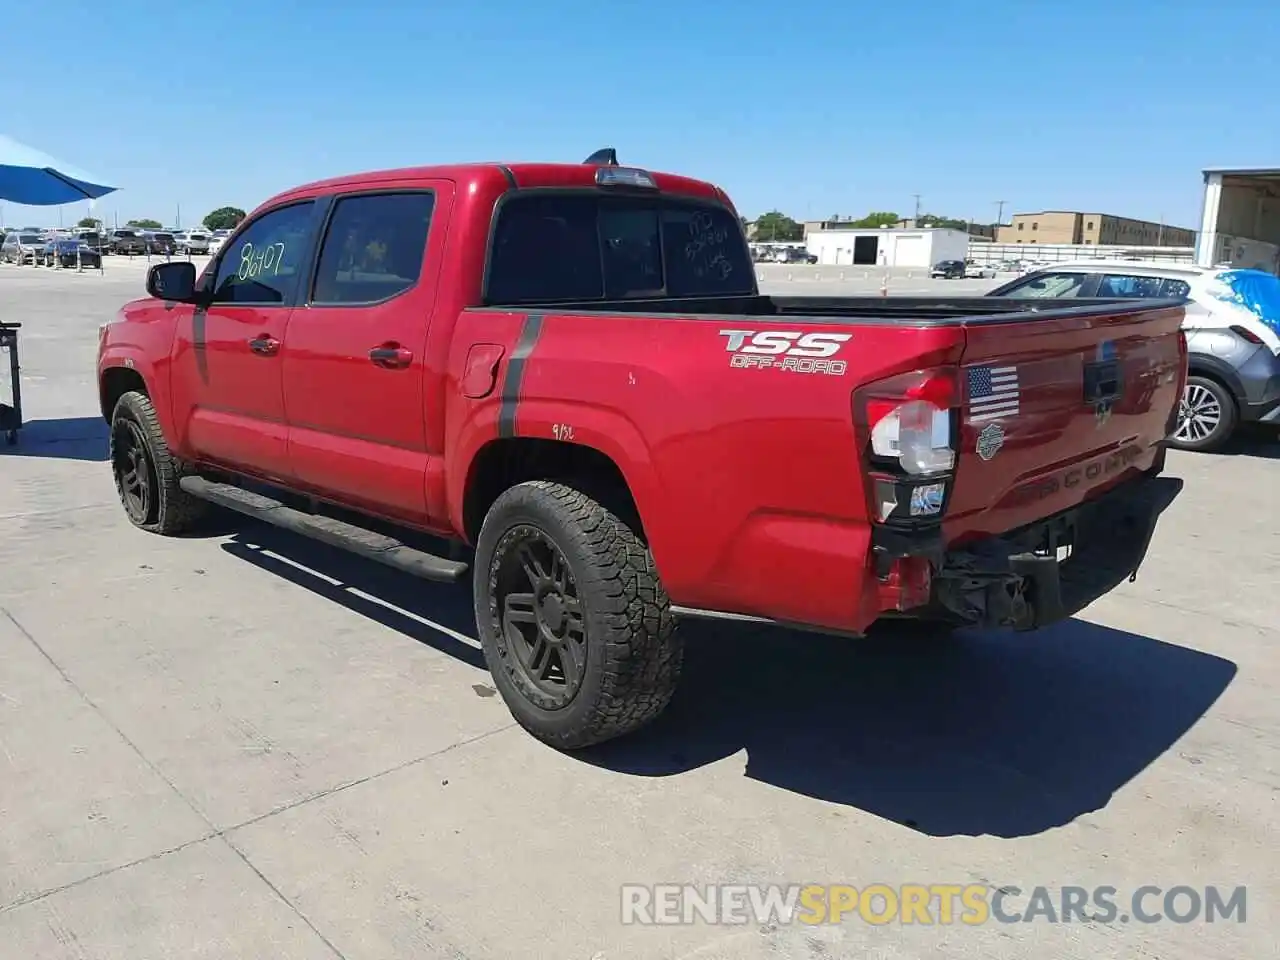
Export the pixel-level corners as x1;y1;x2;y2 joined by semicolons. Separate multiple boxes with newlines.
485;192;754;304
1001;272;1089;298
20;235;42;244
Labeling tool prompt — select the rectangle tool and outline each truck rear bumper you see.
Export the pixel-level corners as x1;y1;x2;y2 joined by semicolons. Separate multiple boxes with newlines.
922;472;1183;631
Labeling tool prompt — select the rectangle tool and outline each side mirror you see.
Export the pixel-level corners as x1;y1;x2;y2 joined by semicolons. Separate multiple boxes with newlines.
146;261;198;303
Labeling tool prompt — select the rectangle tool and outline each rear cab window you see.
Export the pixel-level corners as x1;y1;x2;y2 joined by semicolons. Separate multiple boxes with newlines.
484;192;754;304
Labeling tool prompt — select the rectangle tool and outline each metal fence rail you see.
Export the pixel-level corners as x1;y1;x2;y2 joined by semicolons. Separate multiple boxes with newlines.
965;242;1195;265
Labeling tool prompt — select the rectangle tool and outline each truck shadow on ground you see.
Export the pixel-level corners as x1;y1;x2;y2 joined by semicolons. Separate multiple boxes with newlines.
220;523;1237;840
219;525;486;670
0;417;108;462
586;618;1237;838
1210;425;1280;460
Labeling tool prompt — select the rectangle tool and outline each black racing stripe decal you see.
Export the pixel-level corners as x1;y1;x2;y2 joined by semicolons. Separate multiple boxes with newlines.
497;313;545;438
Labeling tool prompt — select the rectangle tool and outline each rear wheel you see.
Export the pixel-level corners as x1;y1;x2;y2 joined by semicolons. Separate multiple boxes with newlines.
473;480;683;750
1171;376;1237;452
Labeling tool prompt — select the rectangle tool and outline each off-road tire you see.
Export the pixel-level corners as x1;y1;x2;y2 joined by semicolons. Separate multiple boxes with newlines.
473;480;683;750
1171;375;1237;453
110;390;207;534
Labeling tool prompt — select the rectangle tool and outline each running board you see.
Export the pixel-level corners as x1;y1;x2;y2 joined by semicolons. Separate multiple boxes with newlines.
179;477;469;583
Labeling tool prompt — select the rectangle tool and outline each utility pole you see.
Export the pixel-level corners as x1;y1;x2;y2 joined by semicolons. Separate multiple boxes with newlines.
994;200;1007;228
913;194;922;223
1157;214;1164;246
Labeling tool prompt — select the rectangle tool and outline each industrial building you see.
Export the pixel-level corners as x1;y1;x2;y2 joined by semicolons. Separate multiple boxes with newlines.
1196;167;1280;272
803;217;996;240
802;226;969;268
994;211;1194;247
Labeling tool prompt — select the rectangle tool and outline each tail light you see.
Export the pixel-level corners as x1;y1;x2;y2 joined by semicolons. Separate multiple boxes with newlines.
853;367;959;525
1229;324;1264;345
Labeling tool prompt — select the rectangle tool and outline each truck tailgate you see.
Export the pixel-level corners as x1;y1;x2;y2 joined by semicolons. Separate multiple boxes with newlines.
946;302;1186;542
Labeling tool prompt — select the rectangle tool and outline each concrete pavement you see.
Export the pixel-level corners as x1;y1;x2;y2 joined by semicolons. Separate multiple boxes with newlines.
0;259;1276;959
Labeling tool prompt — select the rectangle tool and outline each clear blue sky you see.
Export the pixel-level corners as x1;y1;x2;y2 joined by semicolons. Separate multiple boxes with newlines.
4;0;1278;231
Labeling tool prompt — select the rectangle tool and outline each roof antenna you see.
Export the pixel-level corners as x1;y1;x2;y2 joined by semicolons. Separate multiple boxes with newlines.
584;148;618;166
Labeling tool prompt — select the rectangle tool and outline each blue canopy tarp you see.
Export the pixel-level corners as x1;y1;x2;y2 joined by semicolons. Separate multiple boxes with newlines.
0;134;117;205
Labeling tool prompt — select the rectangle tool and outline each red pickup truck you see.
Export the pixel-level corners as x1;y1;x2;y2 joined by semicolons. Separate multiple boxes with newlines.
98;150;1186;749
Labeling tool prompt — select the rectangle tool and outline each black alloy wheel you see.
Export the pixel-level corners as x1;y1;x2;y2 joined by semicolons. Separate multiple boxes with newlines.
112;415;156;525
492;526;588;708
474;480;683;749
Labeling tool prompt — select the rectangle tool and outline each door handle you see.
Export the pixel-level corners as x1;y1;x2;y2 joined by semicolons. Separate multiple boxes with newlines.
248;335;280;356
369;344;413;369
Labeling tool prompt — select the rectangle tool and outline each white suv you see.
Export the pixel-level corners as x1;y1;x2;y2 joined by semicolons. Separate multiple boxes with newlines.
174;230;211;255
207;229;231;256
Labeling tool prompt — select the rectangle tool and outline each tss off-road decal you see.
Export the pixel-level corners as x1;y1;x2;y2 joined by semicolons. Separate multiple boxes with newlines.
718;329;852;376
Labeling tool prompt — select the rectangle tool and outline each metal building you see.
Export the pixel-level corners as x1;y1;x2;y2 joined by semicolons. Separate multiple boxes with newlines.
802;227;969;268
1196;167;1280;272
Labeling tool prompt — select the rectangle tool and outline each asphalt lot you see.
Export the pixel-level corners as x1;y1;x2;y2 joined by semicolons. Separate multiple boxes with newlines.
1;257;1277;959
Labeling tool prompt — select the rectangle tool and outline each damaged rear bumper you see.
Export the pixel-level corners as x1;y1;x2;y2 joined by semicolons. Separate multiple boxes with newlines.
881;472;1183;632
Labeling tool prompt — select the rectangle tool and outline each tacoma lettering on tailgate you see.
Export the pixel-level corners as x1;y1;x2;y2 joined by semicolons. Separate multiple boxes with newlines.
1005;444;1146;507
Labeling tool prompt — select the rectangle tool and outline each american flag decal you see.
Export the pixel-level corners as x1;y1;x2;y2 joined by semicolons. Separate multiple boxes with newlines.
967;365;1020;422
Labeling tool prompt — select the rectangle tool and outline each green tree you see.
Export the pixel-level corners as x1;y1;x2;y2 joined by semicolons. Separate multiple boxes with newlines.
203;207;246;231
848;212;900;229
126;218;162;229
918;214;968;229
76;216;100;229
753;210;803;241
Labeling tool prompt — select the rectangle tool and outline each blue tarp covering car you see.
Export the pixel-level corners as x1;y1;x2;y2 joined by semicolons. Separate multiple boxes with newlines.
1210;269;1280;337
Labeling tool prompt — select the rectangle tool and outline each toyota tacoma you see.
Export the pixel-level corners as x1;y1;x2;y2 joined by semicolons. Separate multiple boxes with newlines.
98;149;1187;749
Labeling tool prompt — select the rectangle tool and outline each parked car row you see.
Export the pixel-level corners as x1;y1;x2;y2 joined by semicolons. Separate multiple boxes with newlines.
0;233;105;268
40;238;104;269
2;226;232;262
929;259;1010;278
751;244;817;264
0;232;47;264
104;227;215;256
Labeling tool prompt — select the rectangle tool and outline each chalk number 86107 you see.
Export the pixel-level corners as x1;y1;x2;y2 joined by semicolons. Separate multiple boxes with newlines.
236;241;287;281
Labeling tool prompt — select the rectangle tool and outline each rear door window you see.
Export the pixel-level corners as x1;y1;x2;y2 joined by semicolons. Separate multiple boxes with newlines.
485;193;753;304
311;191;435;305
1097;274;1190;298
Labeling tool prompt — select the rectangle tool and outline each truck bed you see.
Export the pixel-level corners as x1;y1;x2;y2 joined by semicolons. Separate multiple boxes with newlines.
477;294;1186;324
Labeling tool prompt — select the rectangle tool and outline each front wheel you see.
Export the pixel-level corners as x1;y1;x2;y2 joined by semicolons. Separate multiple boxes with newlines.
1170;376;1237;452
109;391;208;534
473;480;683;750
